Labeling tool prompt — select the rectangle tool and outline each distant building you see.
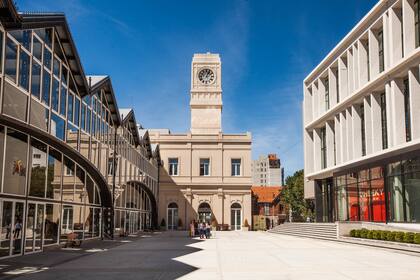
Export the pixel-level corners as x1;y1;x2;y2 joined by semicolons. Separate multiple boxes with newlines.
252;154;284;186
251;186;287;230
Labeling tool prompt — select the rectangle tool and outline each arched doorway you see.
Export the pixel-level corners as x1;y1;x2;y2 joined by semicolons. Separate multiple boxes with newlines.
198;202;212;224
167;202;178;230
231;203;242;230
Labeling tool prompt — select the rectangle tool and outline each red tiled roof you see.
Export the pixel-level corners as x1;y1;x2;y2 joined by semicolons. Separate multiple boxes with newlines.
251;186;283;203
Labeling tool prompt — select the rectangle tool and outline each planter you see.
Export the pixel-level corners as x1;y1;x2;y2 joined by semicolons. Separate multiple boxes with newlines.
242;226;249;231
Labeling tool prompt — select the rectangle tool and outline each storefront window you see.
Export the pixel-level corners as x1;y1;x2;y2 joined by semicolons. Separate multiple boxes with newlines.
404;171;420;222
389;174;405;222
358;180;370;221
29;138;47;198
47;147;62;200
3;129;28;195
44;203;60;245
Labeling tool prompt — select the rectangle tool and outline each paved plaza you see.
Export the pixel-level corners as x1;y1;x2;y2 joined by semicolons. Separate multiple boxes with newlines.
1;231;420;280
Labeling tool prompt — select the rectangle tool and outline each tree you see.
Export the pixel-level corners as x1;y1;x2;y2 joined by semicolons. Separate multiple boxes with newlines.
283;170;314;222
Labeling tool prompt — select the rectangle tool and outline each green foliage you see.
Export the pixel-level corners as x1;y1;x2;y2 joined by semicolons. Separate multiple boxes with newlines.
395;231;405;242
283;170;314;222
414;233;420;244
380;231;390;241
386;231;396;241
372;230;381;240
350;228;420;244
403;232;414;243
360;228;369;238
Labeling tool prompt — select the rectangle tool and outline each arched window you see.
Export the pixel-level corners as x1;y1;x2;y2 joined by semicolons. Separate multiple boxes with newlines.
231;203;242;230
167;202;178;230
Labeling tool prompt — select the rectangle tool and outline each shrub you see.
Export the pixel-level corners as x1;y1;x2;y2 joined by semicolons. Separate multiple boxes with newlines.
395;231;405;242
367;231;373;239
403;232;415;243
160;218;166;229
350;229;356;237
386;231;396;241
360;228;369;238
380;231;390;241
354;229;361;238
414;233;420;245
372;230;381;240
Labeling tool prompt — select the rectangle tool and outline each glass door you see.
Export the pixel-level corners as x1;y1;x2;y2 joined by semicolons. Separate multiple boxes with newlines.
230;203;242;231
0;200;25;258
25;202;45;253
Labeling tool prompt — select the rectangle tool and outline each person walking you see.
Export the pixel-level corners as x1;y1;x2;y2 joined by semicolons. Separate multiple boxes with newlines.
190;220;195;237
198;222;204;239
205;222;211;239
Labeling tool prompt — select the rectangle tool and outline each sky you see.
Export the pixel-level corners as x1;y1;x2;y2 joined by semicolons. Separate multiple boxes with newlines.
18;0;378;177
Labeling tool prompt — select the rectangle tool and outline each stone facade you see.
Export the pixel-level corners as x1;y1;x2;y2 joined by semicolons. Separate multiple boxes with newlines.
150;53;252;230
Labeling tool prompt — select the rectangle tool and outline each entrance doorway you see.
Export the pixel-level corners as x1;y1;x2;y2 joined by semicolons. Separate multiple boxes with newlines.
167;202;178;230
198;202;212;224
0;199;25;258
230;203;242;230
25;202;45;253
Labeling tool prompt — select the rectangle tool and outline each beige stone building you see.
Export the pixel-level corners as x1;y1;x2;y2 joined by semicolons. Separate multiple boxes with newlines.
150;53;252;231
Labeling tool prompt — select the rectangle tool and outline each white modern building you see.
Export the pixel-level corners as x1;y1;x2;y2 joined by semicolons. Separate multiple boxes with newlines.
304;0;420;227
252;154;283;186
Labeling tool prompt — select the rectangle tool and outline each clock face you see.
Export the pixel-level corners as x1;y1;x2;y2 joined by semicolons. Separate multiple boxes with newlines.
198;68;215;85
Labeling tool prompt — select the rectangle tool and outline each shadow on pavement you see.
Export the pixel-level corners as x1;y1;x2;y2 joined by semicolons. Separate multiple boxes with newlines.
0;231;204;280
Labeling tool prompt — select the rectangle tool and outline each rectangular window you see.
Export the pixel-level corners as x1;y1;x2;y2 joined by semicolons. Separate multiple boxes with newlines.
264;204;270;216
43;47;52;69
416;0;420;48
68;93;74;123
378;30;384;73
51;78;59;112
168;158;179;176
31;61;41;99
33;35;42;61
380;92;388;149
403;78;411;142
320;127;327;169
60;85;67;117
74;98;80;127
200;158;210;176
231;158;241;176
18;50;30;91
5;38;17;82
42;70;51;105
361;103;366;156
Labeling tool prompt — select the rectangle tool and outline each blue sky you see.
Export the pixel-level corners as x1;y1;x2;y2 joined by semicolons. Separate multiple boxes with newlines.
18;0;377;177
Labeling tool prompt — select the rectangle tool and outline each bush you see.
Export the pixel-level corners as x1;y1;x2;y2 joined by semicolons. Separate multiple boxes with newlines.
395;231;405;242
380;231;390;241
360;228;369;238
350;229;356;237
414;233;420;244
403;232;415;243
160;218;166;229
354;229;361;238
367;231;373;239
372;230;381;240
386;231;396;241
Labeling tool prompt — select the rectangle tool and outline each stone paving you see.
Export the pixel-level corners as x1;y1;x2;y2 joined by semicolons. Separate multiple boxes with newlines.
1;231;420;279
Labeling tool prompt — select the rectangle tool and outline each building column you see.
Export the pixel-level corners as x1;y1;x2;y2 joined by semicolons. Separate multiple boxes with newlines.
326;120;335;168
339;111;347;163
389;5;403;66
346;107;353;161
390;78;406;146
409;67;420;139
371;92;383;153
334;115;342;165
313;128;321;172
364;95;373;155
338;56;348;100
403;0;416;56
352;105;362;159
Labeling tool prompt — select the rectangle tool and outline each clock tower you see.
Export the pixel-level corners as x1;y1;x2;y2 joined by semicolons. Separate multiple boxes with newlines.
190;53;222;134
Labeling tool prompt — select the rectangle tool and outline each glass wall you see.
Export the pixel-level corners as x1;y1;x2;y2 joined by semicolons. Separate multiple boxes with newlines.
335;167;385;223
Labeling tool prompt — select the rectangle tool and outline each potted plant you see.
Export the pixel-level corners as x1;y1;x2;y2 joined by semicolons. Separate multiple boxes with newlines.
160;218;166;230
242;219;250;231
